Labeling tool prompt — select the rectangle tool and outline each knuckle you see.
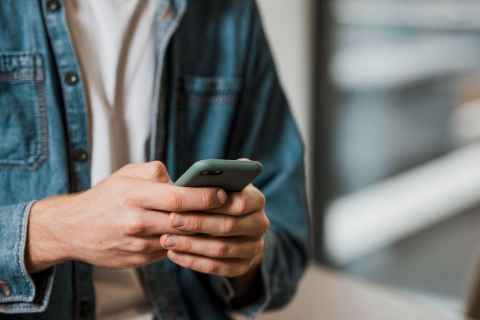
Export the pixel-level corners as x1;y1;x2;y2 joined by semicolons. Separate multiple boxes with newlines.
123;217;146;235
182;238;192;252
189;217;203;232
221;218;236;235
150;161;167;179
252;241;264;256
168;190;184;211
258;215;270;235
116;184;139;207
130;239;150;253
237;263;250;276
181;256;194;269
263;216;270;233
201;190;214;209
203;262;218;274
213;243;229;257
122;193;140;207
235;195;248;215
259;193;266;207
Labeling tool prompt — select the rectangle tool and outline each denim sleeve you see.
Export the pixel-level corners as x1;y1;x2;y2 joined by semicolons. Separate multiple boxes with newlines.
208;1;311;317
0;201;55;313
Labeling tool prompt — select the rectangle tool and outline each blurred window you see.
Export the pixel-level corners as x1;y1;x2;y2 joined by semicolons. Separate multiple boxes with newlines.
332;0;480;194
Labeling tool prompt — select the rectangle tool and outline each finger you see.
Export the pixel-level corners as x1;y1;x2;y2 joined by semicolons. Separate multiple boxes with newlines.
160;234;263;259
169;210;269;238
147;250;169;263
121;236;167;254
126;250;168;268
167;250;252;277
123;210;196;236
203;184;265;216
122;179;227;211
114;161;172;184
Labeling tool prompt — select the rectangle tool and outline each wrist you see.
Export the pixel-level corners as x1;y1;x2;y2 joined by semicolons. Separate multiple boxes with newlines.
26;196;74;273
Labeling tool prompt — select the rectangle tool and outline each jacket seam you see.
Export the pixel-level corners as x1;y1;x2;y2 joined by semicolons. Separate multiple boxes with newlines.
17;202;34;299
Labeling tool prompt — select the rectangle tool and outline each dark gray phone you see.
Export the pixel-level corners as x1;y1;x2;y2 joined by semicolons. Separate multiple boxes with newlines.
174;159;263;193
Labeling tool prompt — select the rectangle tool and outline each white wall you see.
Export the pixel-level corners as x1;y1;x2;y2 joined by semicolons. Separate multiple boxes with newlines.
256;0;314;178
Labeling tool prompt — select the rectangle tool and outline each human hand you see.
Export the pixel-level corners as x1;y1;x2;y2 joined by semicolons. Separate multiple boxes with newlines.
25;161;227;273
160;183;269;278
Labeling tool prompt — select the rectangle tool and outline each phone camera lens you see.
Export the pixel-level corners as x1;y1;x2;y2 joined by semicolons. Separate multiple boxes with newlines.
201;170;223;176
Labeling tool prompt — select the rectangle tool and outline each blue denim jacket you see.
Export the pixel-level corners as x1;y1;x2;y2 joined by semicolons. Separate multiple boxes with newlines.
0;0;310;319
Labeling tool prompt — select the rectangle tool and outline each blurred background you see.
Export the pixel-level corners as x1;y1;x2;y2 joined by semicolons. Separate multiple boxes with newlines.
256;0;480;318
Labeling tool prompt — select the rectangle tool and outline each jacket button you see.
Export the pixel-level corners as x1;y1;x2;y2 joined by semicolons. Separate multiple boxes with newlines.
73;150;89;162
46;0;60;11
79;301;92;317
64;72;79;85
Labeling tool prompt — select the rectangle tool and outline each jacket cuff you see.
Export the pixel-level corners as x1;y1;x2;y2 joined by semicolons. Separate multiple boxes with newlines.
0;201;55;313
209;233;273;320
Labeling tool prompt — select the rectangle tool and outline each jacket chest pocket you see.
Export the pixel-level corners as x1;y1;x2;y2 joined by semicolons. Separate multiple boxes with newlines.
0;52;48;171
177;75;242;171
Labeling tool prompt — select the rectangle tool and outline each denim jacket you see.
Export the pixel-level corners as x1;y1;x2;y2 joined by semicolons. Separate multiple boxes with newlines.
0;0;310;319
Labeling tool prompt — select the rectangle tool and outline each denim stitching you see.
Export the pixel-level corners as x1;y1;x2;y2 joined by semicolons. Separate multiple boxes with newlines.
0;294;31;303
0;73;43;81
0;231;56;310
0;304;49;311
0;294;30;298
178;94;239;105
177;75;243;108
0;52;43;75
0;53;48;171
17;203;34;298
34;53;49;169
40;267;56;308
0;204;36;304
180;83;242;93
179;74;243;86
0;52;38;57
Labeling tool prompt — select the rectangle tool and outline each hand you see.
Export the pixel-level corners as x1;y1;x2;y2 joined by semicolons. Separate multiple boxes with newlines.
159;184;269;278
25;162;228;273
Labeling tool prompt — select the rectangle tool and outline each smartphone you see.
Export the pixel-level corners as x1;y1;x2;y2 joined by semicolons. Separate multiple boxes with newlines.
174;159;263;192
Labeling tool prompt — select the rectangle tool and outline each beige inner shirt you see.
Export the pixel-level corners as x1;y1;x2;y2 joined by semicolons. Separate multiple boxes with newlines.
64;0;158;319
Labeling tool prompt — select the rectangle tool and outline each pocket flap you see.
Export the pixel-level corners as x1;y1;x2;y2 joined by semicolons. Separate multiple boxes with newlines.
0;52;43;81
178;75;242;106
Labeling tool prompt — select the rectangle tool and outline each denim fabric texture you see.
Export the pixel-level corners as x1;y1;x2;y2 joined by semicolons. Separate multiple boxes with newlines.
0;0;310;319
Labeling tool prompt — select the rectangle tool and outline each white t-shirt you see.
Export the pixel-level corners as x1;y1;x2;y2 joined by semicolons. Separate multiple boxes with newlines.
64;1;158;319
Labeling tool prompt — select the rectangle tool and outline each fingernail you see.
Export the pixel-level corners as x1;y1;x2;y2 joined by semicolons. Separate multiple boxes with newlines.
165;236;178;248
169;252;180;261
173;214;186;227
217;189;227;204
